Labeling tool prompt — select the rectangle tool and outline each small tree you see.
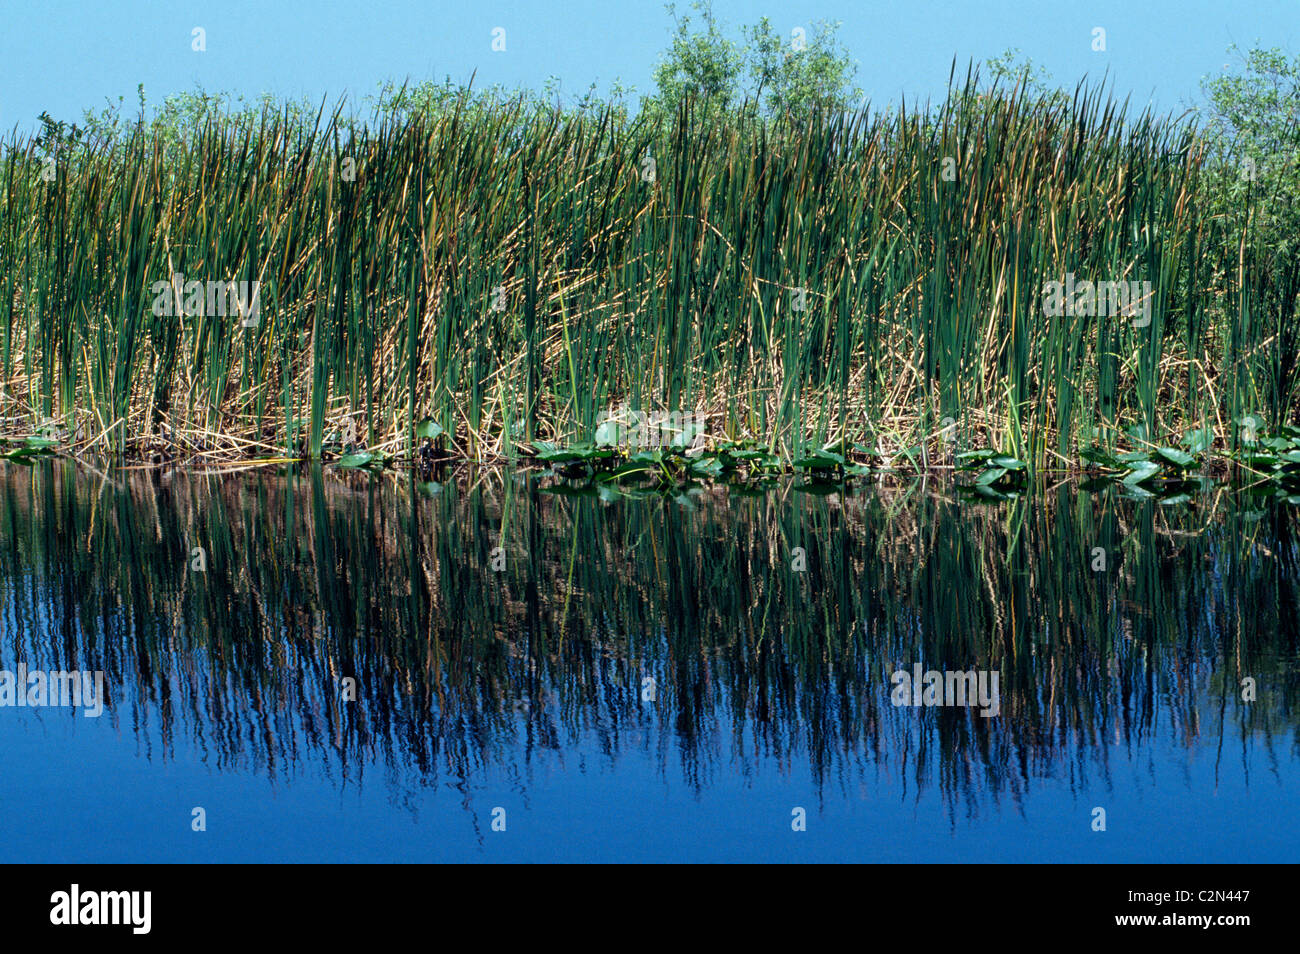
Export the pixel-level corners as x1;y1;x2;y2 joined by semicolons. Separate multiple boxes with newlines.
1201;45;1300;256
644;1;858;123
743;16;859;119
1201;45;1300;427
645;2;743;122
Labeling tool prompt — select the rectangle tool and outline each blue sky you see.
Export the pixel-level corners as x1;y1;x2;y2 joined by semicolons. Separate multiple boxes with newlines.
2;0;1298;131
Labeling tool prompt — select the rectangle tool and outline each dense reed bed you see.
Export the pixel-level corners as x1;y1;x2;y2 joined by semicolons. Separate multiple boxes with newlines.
0;75;1293;468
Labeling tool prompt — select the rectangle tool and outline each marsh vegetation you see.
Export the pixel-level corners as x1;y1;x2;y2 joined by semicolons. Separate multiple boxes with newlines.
1;8;1298;494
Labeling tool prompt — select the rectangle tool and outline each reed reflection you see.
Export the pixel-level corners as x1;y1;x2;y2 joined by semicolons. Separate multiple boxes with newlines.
0;460;1292;818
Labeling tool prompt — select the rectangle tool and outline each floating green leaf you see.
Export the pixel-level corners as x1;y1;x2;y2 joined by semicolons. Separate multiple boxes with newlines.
688;456;725;478
593;419;621;447
955;450;996;469
1122;461;1161;485
336;452;376;469
414;418;445;440
793;449;844;469
1080;447;1121;468
1155;447;1195;468
1179;428;1214;453
989;455;1026;471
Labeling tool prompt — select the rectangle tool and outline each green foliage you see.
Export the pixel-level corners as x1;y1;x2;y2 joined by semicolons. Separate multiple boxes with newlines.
0;435;61;462
643;1;859;123
983;48;1064;103
647;2;743;121
1201;46;1300;257
1199;45;1300;430
6;27;1300;471
741;17;860;118
414;418;445;440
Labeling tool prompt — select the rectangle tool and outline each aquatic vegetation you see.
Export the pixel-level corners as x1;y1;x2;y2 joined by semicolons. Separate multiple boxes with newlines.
0;434;62;468
1;70;1296;470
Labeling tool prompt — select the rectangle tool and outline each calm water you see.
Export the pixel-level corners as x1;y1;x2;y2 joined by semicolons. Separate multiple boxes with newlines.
0;460;1295;862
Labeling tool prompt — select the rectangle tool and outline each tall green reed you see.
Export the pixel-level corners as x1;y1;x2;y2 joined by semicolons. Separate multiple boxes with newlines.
0;75;1287;465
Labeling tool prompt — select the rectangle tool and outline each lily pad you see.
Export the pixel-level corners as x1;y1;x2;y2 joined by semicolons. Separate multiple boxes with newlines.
533;441;601;462
593;419;622;447
1080;446;1121;468
1155;447;1196;468
336;452;376;469
414;418;444;440
688;456;725;478
1122;461;1161;485
793;449;844;469
1179;427;1214;453
668;420;706;449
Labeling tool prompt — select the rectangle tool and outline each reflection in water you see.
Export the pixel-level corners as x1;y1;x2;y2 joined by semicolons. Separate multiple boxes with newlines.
0;460;1295;854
